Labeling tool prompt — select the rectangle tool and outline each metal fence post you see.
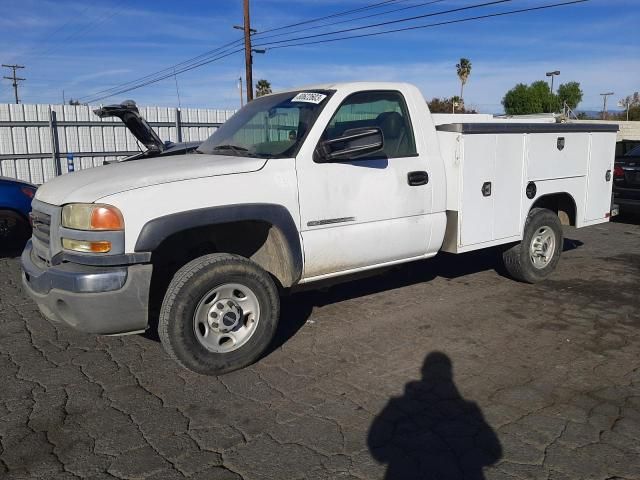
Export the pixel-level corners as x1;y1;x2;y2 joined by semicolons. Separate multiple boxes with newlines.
175;107;183;143
48;106;62;176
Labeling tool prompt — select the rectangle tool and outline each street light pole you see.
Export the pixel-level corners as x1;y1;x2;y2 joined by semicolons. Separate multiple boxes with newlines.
238;76;244;108
618;99;630;122
545;70;560;93
545;70;560;113
600;92;614;120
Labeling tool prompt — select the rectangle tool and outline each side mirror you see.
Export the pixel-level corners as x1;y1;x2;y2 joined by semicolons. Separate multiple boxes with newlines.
317;127;384;162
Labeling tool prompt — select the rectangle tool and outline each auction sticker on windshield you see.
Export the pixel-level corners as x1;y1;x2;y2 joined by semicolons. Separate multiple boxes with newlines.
291;92;327;104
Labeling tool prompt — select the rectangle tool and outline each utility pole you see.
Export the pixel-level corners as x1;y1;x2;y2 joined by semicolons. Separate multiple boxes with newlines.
600;92;614;120
238;76;244;107
242;0;254;102
234;0;265;103
2;64;25;104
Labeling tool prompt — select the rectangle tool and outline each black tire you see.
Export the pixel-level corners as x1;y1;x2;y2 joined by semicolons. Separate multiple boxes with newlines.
502;208;563;284
158;253;280;375
0;210;31;250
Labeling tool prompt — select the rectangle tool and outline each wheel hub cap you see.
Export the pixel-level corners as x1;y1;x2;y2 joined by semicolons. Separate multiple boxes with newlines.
529;226;556;269
193;283;260;353
207;301;242;333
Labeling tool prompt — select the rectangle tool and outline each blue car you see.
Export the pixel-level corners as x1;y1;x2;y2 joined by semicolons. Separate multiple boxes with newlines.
0;176;37;249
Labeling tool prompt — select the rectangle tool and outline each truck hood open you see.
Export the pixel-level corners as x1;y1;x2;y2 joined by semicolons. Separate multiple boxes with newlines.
35;153;267;205
93;100;166;153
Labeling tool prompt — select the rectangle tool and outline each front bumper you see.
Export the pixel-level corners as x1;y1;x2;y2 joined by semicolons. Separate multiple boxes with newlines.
21;240;153;335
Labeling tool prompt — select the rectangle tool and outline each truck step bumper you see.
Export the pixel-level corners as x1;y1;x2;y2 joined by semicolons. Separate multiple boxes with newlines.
21;240;153;335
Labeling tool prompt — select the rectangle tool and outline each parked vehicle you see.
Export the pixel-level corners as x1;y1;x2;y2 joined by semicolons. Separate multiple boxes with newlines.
613;144;640;214
21;82;618;375
0;177;36;249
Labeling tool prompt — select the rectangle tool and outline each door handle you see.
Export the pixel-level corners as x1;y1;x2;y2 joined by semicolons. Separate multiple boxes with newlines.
407;171;429;186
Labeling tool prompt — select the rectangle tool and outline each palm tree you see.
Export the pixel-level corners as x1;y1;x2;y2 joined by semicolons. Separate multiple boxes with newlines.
456;58;472;104
255;79;272;97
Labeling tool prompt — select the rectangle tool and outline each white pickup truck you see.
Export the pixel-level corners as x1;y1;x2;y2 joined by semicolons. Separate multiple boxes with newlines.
22;82;617;375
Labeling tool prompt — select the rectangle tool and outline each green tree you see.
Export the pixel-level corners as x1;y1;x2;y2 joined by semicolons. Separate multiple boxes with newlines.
502;83;541;115
627;105;640;121
427;97;476;114
456;58;472;101
556;82;583;110
255;79;272;97
616;92;640;121
502;80;583;115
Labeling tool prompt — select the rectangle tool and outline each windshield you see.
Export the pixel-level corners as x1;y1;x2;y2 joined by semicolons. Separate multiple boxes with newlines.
197;90;334;158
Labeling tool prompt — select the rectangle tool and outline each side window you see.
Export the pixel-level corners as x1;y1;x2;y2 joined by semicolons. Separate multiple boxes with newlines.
324;91;417;158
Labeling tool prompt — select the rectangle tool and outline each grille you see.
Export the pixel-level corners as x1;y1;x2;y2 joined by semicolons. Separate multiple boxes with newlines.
30;209;52;262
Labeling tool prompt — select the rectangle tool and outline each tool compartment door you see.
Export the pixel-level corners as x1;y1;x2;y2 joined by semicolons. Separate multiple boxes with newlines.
460;135;495;246
585;132;616;222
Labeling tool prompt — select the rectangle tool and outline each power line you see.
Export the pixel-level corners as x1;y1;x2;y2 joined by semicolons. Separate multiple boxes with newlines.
76;38;245;101
81;48;245;103
2;64;26;104
253;0;448;43
75;0;410;102
257;0;589;51
254;0;406;35
254;0;516;48
78;0;589;104
79;0;481;103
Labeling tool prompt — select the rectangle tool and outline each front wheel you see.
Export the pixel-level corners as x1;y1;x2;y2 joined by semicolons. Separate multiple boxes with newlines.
158;253;280;375
502;208;563;283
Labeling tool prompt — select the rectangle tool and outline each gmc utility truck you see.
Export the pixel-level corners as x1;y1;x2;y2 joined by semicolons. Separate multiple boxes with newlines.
22;82;618;375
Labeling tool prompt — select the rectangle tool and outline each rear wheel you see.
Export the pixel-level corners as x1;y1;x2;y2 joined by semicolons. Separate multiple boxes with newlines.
158;253;280;375
0;210;30;250
502;208;563;283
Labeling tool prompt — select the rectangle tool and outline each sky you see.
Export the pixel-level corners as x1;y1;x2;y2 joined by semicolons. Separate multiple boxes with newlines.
0;0;638;113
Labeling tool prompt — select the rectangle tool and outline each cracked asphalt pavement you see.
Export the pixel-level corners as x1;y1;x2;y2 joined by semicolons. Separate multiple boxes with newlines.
1;216;639;480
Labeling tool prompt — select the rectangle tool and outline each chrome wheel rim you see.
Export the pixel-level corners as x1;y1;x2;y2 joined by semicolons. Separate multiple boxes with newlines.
529;226;556;269
193;283;260;353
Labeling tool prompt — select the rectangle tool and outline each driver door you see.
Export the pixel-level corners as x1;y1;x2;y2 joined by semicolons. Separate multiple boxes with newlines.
296;90;433;280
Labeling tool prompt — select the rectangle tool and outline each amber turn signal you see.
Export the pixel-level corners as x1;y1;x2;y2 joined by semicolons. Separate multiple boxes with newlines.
91;206;124;230
62;239;112;253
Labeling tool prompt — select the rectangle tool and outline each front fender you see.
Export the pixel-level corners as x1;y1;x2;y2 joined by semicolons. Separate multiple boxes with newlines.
134;203;303;284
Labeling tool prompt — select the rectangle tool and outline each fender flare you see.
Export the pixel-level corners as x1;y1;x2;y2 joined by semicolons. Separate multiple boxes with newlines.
134;203;303;283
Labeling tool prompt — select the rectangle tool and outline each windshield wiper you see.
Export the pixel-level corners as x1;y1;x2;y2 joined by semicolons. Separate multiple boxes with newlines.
212;144;249;155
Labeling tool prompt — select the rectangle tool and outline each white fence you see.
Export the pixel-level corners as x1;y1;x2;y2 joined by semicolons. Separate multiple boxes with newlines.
0;103;236;184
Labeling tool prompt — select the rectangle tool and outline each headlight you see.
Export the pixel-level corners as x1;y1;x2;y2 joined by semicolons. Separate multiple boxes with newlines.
61;203;124;231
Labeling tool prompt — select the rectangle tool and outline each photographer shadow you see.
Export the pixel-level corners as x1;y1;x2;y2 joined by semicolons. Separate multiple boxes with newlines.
368;352;502;480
